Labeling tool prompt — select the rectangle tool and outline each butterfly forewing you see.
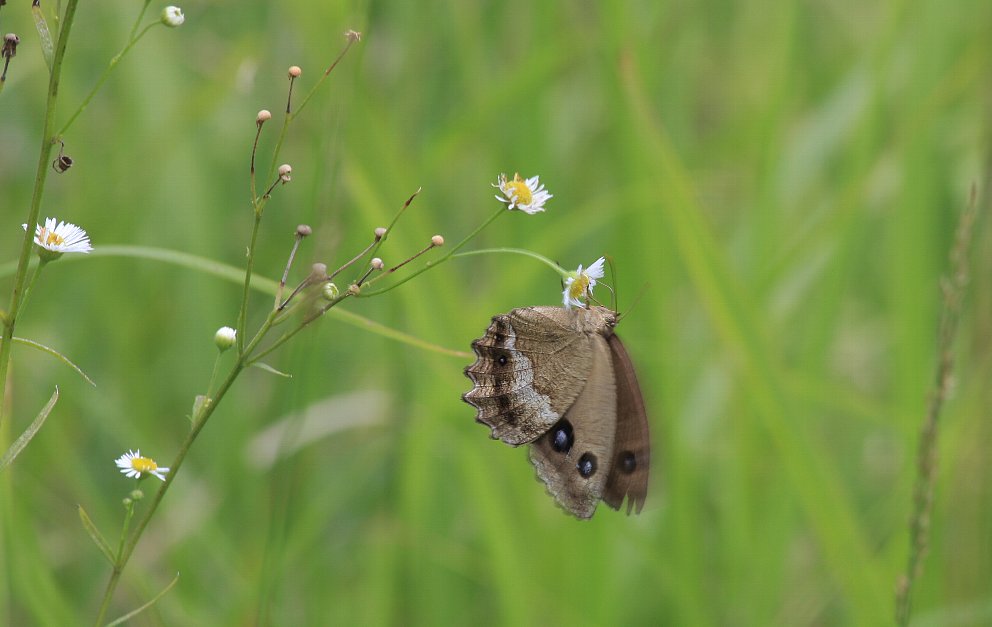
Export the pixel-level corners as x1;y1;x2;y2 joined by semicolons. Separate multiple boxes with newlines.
463;307;595;446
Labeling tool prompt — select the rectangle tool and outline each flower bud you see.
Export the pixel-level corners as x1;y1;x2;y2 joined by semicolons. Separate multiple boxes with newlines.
214;326;237;351
431;234;444;247
322;282;339;301
348;284;361;296
296;224;312;237
374;227;387;239
370;257;384;270
288;65;302;78
278;163;292;184
161;6;185;27
256;109;272;126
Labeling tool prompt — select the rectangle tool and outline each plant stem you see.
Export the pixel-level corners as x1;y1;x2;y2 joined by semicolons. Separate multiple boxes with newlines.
58;22;157;137
0;0;80;429
94;357;246;625
360;206;507;297
236;212;263;354
894;190;980;625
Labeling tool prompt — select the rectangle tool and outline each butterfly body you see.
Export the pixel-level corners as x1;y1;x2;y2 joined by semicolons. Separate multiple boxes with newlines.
463;306;650;519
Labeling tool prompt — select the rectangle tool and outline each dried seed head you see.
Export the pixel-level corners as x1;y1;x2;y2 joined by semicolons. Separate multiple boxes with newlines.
2;33;19;58
53;153;73;173
345;30;362;42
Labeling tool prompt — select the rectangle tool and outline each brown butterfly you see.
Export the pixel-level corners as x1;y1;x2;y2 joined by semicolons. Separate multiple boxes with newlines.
463;306;650;519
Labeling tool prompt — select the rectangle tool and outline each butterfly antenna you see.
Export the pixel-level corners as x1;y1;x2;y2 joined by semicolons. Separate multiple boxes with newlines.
616;283;649;324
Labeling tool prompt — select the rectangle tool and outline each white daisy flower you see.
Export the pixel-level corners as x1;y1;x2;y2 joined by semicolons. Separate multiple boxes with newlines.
494;173;552;214
562;256;606;310
23;218;93;259
115;449;170;481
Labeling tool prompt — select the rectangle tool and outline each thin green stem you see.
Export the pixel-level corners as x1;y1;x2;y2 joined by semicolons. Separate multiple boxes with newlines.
236;212;263;354
266;111;292;182
129;0;154;41
0;0;81;429
17;259;46;318
246;294;351;365
452;247;565;276
57;22;158;138
360;206;507;296
94;357;246;625
291;34;360;116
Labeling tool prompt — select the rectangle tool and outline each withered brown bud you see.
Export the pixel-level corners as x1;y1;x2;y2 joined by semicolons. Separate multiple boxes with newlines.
2;34;20;59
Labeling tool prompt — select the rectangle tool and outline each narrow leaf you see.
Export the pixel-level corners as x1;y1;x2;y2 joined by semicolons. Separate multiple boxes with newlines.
251;362;293;378
78;505;115;565
15;336;96;386
0;387;58;472
105;572;180;627
31;0;54;71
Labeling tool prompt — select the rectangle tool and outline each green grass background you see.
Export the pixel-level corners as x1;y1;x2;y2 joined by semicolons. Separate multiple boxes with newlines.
1;0;990;624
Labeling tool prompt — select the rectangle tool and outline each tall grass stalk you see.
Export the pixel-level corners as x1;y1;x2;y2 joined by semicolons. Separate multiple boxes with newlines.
895;188;981;625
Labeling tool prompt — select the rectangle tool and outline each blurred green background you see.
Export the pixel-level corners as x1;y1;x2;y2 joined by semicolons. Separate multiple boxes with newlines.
1;0;990;624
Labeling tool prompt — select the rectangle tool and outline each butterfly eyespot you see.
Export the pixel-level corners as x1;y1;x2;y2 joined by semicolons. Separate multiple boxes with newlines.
619;451;637;474
496;353;509;366
576;452;597;478
548;419;574;454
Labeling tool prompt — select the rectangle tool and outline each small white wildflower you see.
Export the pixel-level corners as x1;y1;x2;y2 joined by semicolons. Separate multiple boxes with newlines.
494;173;552;214
115;450;169;481
22;217;93;260
161;6;185;27
562;257;606;310
214;326;237;351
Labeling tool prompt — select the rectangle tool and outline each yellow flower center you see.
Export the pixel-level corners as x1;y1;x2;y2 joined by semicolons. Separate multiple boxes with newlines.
131;457;159;473
504;173;533;205
39;228;65;247
569;274;590;300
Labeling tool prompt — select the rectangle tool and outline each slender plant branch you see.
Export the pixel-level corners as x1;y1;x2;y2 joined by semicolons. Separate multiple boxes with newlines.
452;247;565;276
94;356;246;625
360;205;507;296
894;188;981;626
57;19;158;137
236;212;264;354
0;0;81;429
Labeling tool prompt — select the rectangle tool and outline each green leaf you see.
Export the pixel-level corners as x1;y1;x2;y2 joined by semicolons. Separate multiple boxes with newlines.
0;387;58;472
78;505;115;565
31;1;55;71
251;362;293;378
14;336;96;386
105;572;180;627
